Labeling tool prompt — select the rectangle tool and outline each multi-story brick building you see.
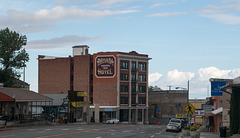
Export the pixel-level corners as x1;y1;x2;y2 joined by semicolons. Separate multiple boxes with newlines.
38;45;151;124
148;90;188;124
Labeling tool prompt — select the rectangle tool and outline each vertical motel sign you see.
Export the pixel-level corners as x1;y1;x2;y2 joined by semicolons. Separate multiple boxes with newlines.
211;81;226;96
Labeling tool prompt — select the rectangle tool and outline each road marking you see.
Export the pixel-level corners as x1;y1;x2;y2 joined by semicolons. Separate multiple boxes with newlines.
93;129;100;131
28;129;36;131
45;129;52;131
95;137;101;138
38;131;46;133
109;130;115;131
77;129;84;130
141;132;145;133
0;135;15;137
34;125;130;138
150;135;154;138
123;130;130;133
35;130;91;138
159;128;166;134
61;129;69;131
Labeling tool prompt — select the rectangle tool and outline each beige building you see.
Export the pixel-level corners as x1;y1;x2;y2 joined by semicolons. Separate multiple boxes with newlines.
148;90;188;124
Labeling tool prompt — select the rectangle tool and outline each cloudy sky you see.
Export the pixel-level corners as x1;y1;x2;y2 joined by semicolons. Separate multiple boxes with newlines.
1;0;240;99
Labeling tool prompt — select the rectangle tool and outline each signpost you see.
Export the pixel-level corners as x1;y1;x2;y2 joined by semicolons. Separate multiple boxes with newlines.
184;103;195;119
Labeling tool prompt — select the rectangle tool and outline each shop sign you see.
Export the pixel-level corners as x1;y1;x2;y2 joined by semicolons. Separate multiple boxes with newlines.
104;108;113;111
95;56;115;78
71;102;89;107
176;114;187;118
77;92;87;97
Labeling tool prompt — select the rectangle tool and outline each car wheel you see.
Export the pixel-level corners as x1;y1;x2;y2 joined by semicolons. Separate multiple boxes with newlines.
113;122;114;124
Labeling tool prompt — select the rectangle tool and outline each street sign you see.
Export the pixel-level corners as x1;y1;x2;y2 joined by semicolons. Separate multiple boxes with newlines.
176;114;187;118
71;102;89;107
184;103;196;115
187;113;193;119
77;92;87;97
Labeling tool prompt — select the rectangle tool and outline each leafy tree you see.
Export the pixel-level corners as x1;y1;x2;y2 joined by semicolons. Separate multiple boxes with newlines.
148;86;154;92
0;27;29;87
148;86;162;92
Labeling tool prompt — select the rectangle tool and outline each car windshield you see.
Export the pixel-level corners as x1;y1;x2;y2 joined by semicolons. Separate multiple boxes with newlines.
168;123;177;126
170;120;181;123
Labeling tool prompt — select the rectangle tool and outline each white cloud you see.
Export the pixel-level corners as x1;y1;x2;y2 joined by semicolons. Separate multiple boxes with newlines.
55;0;136;9
148;67;240;99
197;4;240;24
27;35;105;49
198;67;231;81
149;2;176;8
202;14;240;25
0;6;138;33
146;12;187;17
167;69;195;84
148;72;163;84
205;4;240;11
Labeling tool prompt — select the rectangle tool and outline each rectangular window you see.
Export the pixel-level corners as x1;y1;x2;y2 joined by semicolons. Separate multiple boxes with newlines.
139;86;146;93
139;63;146;71
131;97;136;105
120;85;128;92
120;61;128;69
90;97;93;104
71;63;74;71
139;97;146;104
139;74;146;82
90;86;93;92
120;109;129;122
131;62;136;71
120;73;128;81
90;63;93;69
90;74;93;81
131;85;136;93
120;97;128;104
131;74;136;82
138;109;142;122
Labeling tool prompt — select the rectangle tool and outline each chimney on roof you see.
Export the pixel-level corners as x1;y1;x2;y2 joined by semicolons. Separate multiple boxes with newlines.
72;45;89;56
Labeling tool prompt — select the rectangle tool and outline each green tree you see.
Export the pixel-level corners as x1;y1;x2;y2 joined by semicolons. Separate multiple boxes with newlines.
0;27;29;87
148;86;154;92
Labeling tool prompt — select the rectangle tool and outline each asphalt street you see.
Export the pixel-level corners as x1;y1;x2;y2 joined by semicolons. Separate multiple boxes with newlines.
0;124;179;138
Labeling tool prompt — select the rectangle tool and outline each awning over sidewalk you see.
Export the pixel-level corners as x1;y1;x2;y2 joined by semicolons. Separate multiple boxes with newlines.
0;87;52;102
212;107;223;115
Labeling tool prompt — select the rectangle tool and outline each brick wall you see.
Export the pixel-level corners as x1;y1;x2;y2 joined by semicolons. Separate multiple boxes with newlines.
38;57;70;94
93;53;118;106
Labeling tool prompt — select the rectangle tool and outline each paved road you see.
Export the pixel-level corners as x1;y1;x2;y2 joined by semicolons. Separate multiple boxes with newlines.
0;124;179;138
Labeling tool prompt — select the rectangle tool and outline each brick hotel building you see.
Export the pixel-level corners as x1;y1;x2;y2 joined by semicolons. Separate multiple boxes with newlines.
38;45;151;124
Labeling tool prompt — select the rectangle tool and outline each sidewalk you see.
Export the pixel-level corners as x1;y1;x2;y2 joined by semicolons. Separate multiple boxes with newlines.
179;131;240;138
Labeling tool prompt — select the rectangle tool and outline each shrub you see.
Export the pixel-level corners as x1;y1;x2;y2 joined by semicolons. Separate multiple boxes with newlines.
184;126;190;130
190;124;201;131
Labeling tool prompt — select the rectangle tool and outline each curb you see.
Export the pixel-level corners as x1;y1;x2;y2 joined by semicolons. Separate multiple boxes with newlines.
0;128;13;132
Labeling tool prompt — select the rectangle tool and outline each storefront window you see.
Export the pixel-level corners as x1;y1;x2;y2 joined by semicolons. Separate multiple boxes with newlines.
120;109;129;122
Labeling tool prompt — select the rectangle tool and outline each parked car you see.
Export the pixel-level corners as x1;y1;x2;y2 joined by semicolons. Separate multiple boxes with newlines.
106;118;119;124
168;118;182;130
166;123;180;132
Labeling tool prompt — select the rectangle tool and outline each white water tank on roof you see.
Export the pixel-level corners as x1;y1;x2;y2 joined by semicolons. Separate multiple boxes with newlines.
73;45;89;56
